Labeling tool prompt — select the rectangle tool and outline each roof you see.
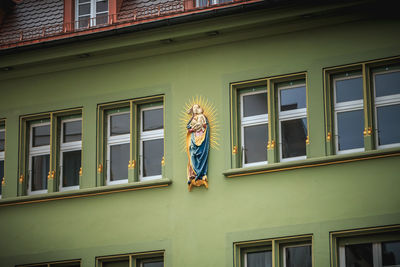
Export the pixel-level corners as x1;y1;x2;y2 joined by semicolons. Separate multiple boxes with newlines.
0;0;265;50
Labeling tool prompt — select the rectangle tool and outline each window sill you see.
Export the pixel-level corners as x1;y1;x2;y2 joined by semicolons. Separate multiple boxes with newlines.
0;178;172;207
223;148;400;178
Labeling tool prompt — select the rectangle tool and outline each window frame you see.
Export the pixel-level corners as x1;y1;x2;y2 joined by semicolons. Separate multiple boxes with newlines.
239;89;269;167
330;225;400;267
332;74;365;155
18;108;83;196
230;73;308;169
96;250;164;267
106;110;130;185
28;121;51;195
234;234;313;267
372;68;400;150
277;82;308;162
97;96;165;187
75;0;109;29
139;105;164;181
59;117;82;192
324;56;400;156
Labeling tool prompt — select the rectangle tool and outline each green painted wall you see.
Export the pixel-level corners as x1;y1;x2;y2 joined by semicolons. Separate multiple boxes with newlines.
0;3;399;266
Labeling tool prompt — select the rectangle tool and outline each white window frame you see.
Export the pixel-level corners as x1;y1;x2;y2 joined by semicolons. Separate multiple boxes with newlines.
0;128;4;199
339;241;400;267
282;243;312;267
240;90;268;168
139;105;164;182
278;84;307;162
333;75;365;155
59;118;82;192
107;111;130;185
28;122;51;195
243;249;272;267
373;69;400;149
75;0;109;28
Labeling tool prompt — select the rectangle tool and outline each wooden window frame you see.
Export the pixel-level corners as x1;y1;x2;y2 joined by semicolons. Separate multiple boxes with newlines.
230;73;309;169
330;225;400;267
323;56;400;156
96;250;164;267
234;234;313;267
18;108;83;196
75;0;109;29
97;95;165;186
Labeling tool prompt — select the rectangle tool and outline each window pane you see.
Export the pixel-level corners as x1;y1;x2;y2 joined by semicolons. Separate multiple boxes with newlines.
345;243;373;267
102;259;129;267
79;3;90;15
31;155;50;191
63;120;82;143
0;160;4;195
78;16;90;28
280;86;306;111
377;104;400;146
0;131;4;151
243;124;268;164
281;118;307;159
143;138;163;177
375;71;400;97
335;77;363;103
382;241;400;266
79;0;90;3
110;143;129;181
285;245;311;267
143;108;163;131
62;150;81;188
95;13;108;25
32;125;50;147
143;261;164;267
243;92;268;117
96;0;108;13
337;110;364;151
196;0;208;7
110;113;130;136
247;250;272;267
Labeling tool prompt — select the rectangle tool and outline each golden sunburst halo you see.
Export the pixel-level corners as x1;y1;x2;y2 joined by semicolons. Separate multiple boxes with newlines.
179;95;220;152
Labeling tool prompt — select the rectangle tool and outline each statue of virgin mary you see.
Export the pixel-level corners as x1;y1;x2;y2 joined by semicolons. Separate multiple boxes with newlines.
186;104;210;191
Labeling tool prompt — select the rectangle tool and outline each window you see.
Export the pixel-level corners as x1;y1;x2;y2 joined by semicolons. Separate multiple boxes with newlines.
18;109;82;196
0;121;5;198
231;73;308;168
60;118;82;191
28;122;51;195
98;96;164;186
234;235;312;267
76;0;108;29
140;105;164;181
97;251;164;267
196;0;232;7
332;72;365;154
17;259;80;267
324;57;400;155
331;225;400;267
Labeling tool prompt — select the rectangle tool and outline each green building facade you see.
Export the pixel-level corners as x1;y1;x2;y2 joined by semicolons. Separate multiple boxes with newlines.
0;0;399;266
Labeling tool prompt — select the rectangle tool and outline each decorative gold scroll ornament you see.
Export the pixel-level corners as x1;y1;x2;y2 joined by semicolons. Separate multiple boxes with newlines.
180;96;219;192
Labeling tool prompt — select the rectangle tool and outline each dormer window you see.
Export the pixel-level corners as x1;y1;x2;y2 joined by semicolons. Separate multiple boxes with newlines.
76;0;109;29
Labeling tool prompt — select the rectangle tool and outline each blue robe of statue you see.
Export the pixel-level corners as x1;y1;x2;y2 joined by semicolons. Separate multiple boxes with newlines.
186;117;210;184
